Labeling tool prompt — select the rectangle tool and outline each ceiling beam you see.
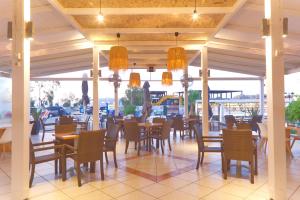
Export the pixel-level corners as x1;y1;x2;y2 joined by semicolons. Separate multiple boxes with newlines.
64;7;233;15
207;0;248;41
84;28;214;34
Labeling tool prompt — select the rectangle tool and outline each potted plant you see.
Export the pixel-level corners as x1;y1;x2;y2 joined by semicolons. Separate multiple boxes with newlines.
31;107;42;135
286;98;300;125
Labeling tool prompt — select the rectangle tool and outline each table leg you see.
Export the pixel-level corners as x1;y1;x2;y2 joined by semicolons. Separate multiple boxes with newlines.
90;161;95;173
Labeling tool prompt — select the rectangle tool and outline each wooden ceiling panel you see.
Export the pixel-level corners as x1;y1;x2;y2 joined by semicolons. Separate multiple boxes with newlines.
58;0;236;8
74;14;224;29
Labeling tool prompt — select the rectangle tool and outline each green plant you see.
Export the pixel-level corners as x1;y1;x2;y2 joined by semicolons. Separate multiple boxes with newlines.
286;98;300;122
124;104;136;115
31;107;42;121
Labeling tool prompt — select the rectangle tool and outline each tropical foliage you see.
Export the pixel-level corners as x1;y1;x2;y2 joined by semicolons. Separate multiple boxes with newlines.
286;98;300;122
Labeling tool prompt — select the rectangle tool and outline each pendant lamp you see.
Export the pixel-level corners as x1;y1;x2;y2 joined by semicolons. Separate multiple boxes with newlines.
167;32;187;71
129;63;141;88
162;71;173;86
109;33;128;71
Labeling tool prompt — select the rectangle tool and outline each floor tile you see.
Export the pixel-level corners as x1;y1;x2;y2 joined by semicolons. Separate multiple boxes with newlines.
102;183;135;198
140;183;174;198
178;183;214;198
159;190;198;200
116;190;156;200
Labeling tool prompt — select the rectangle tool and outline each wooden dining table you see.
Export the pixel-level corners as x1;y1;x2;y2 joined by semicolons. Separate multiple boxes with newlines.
138;122;163;151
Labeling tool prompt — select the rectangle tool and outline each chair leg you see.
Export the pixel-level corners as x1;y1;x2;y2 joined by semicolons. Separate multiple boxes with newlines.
76;162;81;187
250;161;254;184
29;164;35;188
160;139;164;154
105;152;109;164
223;158;228;180
42;129;45;141
254;151;258;175
113;149;118;168
137;141;141;156
125;140;129;154
54;159;58;174
134;142;137;150
291;139;296;149
196;150;200;169
100;154;104;180
168;138;172;151
200;151;204;164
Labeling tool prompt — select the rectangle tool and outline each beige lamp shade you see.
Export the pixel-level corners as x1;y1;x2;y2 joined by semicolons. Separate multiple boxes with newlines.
109;46;128;71
167;47;187;71
162;72;173;86
129;72;141;88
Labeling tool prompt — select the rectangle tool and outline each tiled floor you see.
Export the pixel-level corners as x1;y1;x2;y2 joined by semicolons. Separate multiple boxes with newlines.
1;132;300;199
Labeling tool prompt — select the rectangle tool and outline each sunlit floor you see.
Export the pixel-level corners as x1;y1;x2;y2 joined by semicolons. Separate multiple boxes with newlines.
1;132;300;200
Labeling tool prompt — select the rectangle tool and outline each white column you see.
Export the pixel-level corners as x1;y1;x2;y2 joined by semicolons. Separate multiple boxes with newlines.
265;0;287;199
11;0;31;199
92;47;100;130
183;68;189;117
201;46;209;136
114;72;119;117
259;79;265;115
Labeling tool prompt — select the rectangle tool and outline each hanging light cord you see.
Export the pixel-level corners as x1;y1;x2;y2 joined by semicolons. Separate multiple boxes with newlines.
99;0;102;13
194;0;197;12
117;33;120;46
175;32;179;46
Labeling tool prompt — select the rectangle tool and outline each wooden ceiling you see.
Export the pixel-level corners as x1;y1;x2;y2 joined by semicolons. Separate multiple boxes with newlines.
57;0;237;8
49;0;239;67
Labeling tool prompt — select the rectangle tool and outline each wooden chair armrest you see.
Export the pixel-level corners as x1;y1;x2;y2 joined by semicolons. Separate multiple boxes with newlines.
32;141;56;146
43;123;56;126
33;144;64;152
104;138;117;142
64;144;75;152
203;139;223;143
202;136;223;139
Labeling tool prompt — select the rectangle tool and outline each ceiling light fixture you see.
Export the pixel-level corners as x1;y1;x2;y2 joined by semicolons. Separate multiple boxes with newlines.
167;32;187;71
192;0;199;21
97;0;104;22
109;33;128;71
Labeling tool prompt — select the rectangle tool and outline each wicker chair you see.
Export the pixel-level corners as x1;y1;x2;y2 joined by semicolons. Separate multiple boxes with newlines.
222;129;255;183
40;118;56;141
193;123;223;169
55;123;77;135
150;120;172;154
104;124;120;168
172;116;189;139
64;130;105;186
124;121;147;155
224;115;237;129
59;116;74;124
30;140;64;187
77;115;90;131
236;122;252;130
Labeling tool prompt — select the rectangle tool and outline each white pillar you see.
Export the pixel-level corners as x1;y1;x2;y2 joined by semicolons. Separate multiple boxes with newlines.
92;47;100;130
201;46;209;136
265;0;287;199
11;0;31;199
114;72;119;117
183;68;189;117
259;79;265;116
